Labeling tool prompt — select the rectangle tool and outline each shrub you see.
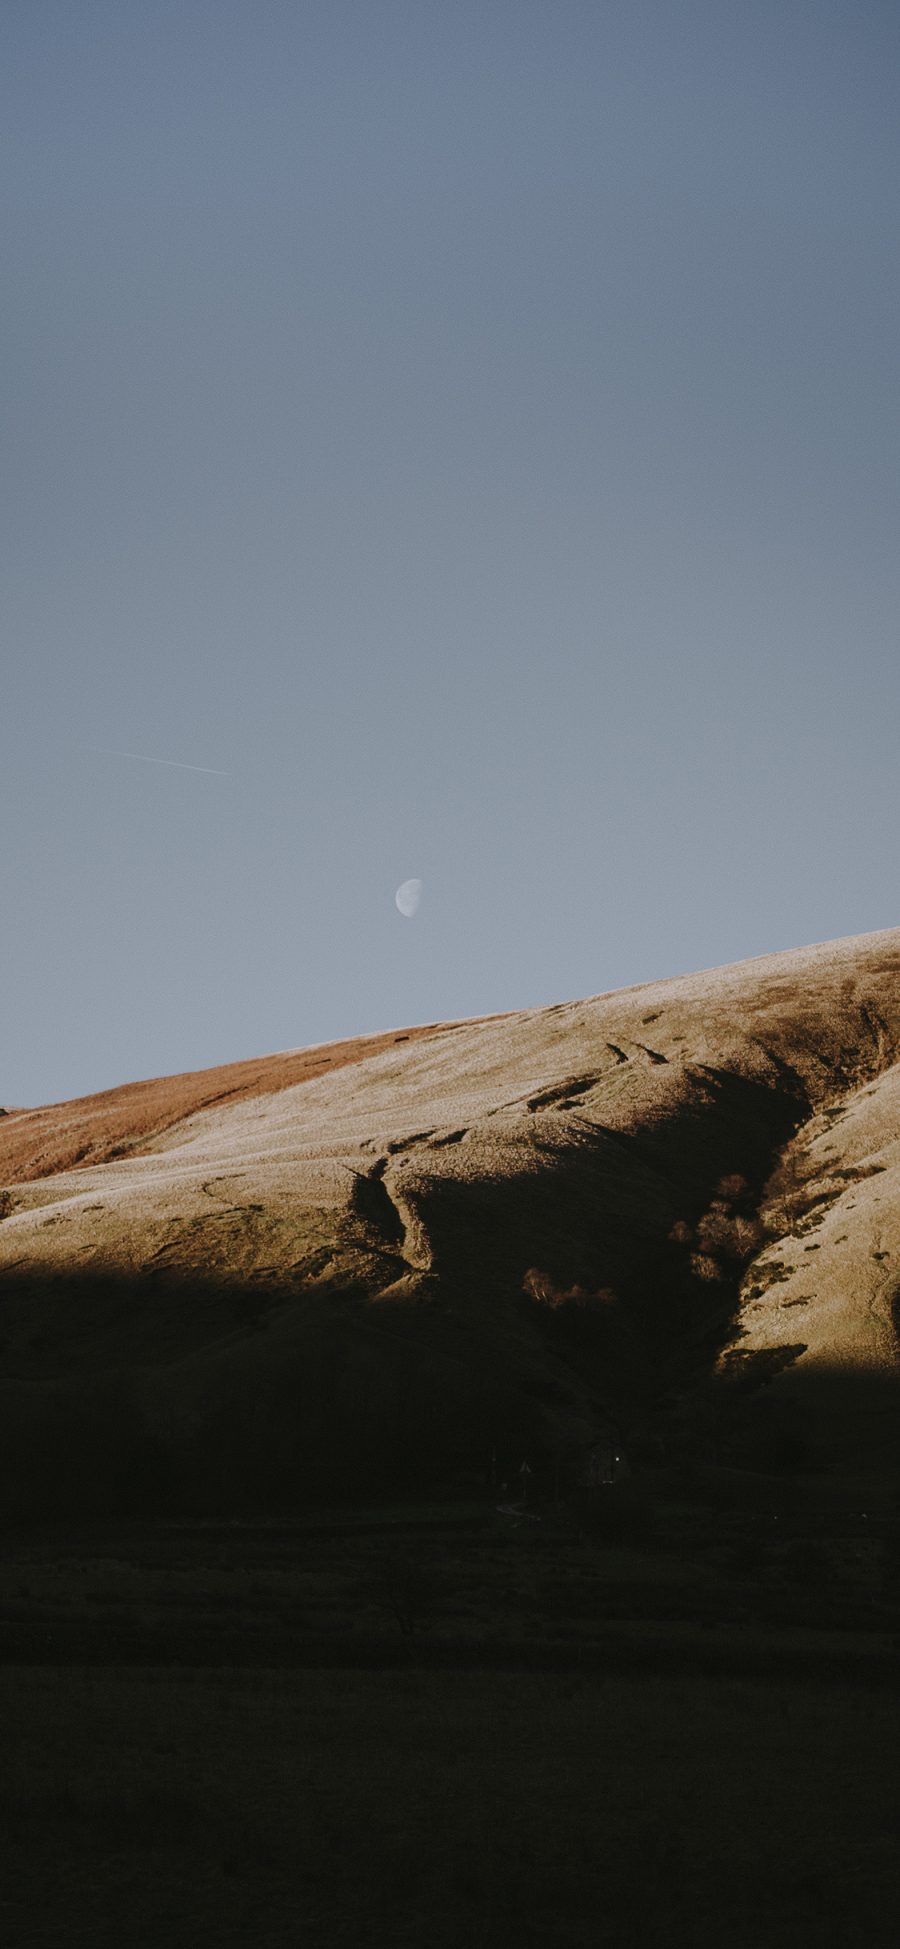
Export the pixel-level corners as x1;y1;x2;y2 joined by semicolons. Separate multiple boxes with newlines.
762;1148;820;1234
522;1268;618;1312
668;1219;693;1246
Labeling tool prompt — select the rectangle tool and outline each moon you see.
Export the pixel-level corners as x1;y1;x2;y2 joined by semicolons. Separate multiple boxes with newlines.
395;878;423;918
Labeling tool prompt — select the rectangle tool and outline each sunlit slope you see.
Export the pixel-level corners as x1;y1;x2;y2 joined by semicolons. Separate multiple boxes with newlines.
4;927;900;1336
0;1018;458;1183
729;1059;900;1379
1;927;898;1505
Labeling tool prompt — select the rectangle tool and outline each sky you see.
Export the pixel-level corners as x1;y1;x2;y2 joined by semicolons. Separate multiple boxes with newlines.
3;0;899;1106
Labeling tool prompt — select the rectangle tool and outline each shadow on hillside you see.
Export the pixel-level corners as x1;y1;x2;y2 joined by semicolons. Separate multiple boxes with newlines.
0;1264;552;1521
698;1358;900;1478
1;1246;896;1522
413;1066;807;1304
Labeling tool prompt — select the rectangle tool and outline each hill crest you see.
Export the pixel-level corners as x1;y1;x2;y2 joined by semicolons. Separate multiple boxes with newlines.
1;927;898;1513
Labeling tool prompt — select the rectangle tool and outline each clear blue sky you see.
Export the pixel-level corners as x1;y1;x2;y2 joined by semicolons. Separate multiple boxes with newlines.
3;1;898;1105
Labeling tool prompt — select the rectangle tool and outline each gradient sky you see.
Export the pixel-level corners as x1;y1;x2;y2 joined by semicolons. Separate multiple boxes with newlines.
3;0;899;1106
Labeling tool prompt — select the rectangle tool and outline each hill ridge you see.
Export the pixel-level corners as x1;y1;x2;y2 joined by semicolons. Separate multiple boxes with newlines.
1;926;898;1515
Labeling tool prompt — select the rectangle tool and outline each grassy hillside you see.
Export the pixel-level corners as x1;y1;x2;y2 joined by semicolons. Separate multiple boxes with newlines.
1;929;899;1517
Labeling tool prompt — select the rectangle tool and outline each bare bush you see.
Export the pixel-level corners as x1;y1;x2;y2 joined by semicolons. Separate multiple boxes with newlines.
763;1148;819;1233
668;1219;693;1246
695;1204;765;1263
690;1251;725;1283
522;1266;563;1307
670;1172;765;1284
522;1268;618;1312
716;1172;749;1202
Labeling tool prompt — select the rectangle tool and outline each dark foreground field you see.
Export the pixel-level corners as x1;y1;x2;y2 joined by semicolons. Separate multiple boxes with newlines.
3;1483;900;1947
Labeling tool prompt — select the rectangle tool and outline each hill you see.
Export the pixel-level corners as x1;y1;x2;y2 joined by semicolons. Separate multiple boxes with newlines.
1;929;899;1515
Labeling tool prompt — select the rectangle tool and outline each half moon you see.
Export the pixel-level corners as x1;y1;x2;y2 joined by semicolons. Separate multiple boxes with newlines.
395;878;423;918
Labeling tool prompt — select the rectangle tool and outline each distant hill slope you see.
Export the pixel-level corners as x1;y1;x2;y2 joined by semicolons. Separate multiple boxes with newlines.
1;930;898;1514
0;1019;463;1183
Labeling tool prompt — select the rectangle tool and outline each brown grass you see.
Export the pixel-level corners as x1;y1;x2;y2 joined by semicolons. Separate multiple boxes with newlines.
0;1021;464;1184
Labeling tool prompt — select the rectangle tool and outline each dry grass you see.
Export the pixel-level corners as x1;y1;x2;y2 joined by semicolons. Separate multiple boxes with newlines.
2;927;899;1507
0;1019;463;1184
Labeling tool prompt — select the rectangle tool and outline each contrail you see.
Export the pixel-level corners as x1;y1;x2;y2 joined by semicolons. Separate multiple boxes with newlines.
92;748;229;776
